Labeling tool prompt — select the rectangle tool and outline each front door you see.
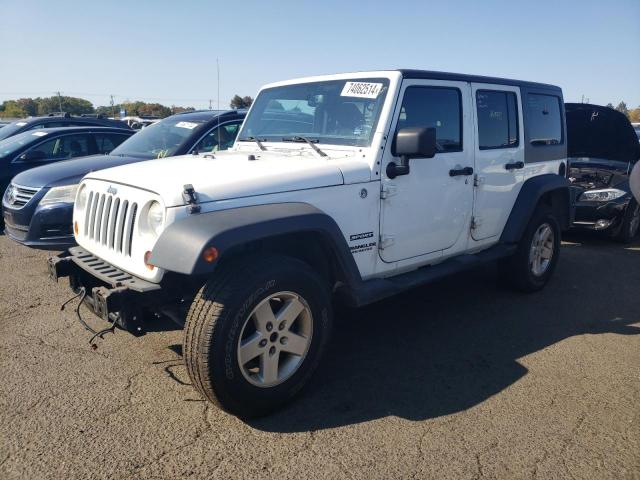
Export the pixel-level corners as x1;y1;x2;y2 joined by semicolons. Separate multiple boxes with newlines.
470;83;525;241
380;80;474;263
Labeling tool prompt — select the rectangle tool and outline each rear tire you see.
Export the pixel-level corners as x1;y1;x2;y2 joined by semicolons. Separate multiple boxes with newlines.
183;255;332;418
500;207;561;293
614;199;640;244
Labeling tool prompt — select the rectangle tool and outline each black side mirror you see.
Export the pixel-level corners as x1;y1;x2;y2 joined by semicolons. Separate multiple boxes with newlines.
387;127;437;179
19;150;47;162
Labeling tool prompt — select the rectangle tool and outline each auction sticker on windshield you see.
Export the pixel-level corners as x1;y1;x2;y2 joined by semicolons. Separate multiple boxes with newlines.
341;82;383;99
175;121;199;129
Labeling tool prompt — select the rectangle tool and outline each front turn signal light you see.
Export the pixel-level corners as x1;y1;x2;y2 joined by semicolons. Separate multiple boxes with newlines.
74;221;79;236
144;251;155;270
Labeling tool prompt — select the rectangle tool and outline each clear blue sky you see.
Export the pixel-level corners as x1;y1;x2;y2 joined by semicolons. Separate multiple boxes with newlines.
1;0;638;110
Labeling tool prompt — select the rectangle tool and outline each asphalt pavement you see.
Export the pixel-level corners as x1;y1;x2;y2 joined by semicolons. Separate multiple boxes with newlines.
1;233;638;479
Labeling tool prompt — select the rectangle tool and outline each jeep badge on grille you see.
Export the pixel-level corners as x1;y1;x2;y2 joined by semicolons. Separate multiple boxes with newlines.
107;186;118;195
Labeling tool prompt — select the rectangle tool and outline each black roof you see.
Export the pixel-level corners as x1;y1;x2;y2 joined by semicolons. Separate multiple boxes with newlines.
397;69;561;91
15;125;132;135
170;109;247;122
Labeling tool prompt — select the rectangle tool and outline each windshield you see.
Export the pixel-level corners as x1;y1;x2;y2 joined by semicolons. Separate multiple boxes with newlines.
238;78;390;147
635;127;640;140
0;130;43;158
110;116;207;158
0;121;28;141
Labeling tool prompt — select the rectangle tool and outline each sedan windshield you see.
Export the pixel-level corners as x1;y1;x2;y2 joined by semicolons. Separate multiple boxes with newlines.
238;78;390;147
110;117;207;158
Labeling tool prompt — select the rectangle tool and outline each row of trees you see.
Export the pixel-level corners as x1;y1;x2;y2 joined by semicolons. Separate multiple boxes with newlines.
0;94;255;119
1;95;636;121
607;101;640;123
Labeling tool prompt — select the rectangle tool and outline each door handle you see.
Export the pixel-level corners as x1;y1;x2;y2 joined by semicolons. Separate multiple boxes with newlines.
449;166;474;177
505;161;524;170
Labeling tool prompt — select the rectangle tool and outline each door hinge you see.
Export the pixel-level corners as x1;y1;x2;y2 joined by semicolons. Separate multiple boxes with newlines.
380;184;398;199
470;216;479;231
379;235;395;249
473;174;485;187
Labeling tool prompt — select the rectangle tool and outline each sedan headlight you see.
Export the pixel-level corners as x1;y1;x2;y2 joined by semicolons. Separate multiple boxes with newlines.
146;201;164;236
40;184;79;206
578;188;627;202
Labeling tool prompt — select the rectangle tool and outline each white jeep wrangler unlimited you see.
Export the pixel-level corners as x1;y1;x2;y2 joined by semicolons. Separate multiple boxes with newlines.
50;70;572;417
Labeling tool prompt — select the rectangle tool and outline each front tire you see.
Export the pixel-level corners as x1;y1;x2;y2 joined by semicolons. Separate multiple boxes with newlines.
183;255;332;418
614;199;640;244
500;207;561;292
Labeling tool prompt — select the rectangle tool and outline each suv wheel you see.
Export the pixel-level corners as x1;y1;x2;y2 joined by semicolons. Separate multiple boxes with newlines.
183;255;332;418
614;199;640;244
500;207;561;292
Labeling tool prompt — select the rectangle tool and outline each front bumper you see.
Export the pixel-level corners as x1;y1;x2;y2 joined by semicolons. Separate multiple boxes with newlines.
3;200;76;250
49;246;163;331
571;196;629;231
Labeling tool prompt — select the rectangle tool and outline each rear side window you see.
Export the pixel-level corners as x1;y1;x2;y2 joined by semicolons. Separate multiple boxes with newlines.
397;87;462;152
476;90;519;149
527;94;563;145
25;133;91;160
94;133;129;154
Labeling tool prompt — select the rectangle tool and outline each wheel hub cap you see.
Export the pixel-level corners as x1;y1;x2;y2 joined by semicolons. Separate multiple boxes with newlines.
237;291;313;388
529;223;554;277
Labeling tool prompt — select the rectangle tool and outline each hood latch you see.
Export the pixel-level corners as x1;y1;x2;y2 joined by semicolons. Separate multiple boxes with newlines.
182;184;201;214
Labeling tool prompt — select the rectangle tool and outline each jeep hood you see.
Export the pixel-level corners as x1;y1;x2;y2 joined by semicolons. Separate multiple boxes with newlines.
84;150;359;206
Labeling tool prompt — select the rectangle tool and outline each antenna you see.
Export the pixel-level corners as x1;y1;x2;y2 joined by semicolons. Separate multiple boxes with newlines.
110;95;115;118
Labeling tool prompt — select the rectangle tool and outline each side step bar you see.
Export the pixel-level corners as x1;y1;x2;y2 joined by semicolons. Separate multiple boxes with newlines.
348;244;516;307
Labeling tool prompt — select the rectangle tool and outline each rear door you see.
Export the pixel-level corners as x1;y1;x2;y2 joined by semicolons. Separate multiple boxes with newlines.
470;84;525;241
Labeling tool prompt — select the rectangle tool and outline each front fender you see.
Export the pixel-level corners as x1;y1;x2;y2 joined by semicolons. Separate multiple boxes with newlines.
149;202;362;283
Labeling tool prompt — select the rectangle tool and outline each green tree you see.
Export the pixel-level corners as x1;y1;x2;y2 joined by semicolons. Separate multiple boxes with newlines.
35;95;94;116
615;101;629;117
606;103;614;109
230;95;253;109
0;101;27;118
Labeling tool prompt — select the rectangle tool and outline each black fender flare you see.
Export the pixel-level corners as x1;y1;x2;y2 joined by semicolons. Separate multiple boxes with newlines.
149;202;362;284
500;174;573;243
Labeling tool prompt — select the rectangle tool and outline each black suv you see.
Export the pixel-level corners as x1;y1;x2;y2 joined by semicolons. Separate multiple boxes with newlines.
0;113;131;142
2;109;245;249
567;103;640;242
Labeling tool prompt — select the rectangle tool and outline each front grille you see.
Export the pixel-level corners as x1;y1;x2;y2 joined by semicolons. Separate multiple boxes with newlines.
84;191;138;256
6;184;39;208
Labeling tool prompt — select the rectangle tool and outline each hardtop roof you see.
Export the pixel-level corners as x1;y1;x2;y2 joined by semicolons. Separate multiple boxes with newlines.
397;69;561;91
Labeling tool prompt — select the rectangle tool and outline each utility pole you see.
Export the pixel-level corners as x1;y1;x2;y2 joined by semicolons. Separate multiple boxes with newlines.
209;99;212;110
110;95;115;118
56;91;63;112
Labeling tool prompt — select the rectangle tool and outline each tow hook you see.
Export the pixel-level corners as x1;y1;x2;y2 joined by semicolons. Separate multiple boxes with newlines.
182;184;201;214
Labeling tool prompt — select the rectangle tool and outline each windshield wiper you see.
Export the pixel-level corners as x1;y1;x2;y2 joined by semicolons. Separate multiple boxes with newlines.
282;136;327;157
239;136;266;151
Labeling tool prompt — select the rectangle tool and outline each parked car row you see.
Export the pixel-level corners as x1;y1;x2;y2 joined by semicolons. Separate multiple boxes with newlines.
1;70;638;419
2;109;246;247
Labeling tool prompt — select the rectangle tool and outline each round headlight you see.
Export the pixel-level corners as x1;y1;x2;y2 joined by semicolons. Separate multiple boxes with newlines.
147;201;164;236
76;185;88;210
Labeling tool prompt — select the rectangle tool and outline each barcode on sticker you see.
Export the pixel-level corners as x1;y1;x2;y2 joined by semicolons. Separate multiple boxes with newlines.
341;82;383;99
